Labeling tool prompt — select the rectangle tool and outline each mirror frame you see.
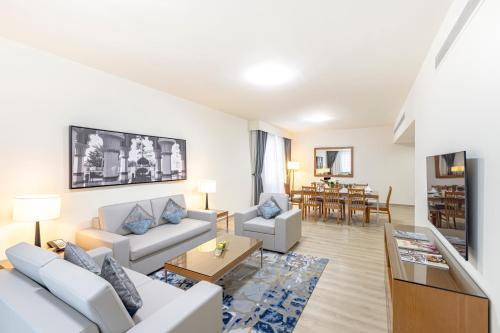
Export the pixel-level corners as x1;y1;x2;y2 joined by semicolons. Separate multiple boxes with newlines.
314;146;354;178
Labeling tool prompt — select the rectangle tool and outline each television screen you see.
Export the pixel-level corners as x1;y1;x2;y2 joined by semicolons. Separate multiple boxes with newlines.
426;151;468;259
70;126;187;189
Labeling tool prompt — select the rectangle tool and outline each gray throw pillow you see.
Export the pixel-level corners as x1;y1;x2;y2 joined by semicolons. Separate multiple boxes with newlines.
123;204;154;234
64;242;101;275
101;255;143;317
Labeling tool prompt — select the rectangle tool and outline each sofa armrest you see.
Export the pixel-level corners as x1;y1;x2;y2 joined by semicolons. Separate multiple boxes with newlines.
187;209;217;223
76;228;130;268
274;208;302;253
234;206;259;235
86;247;112;268
127;281;222;333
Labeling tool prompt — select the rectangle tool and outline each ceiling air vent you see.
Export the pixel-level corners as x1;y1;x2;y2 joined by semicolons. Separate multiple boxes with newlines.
435;0;483;68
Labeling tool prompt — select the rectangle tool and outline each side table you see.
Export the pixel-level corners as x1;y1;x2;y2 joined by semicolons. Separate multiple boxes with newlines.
212;209;229;231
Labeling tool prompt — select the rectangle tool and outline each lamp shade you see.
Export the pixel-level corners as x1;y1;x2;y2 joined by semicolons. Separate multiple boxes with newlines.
198;180;216;193
287;161;300;170
13;195;61;222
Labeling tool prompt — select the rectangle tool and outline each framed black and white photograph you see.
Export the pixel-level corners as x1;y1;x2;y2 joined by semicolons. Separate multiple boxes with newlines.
70;125;186;189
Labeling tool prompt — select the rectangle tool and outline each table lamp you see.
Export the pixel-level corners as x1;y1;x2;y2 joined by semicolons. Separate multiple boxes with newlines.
13;195;61;247
198;180;216;210
287;161;300;191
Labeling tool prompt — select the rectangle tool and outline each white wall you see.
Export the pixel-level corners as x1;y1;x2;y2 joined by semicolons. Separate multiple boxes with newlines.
398;0;500;330
292;126;415;205
0;38;251;258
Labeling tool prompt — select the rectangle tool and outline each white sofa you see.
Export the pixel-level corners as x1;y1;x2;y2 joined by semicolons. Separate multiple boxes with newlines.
76;194;217;274
0;242;222;333
235;193;302;253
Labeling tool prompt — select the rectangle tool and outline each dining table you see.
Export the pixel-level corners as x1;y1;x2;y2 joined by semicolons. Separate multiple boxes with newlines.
291;187;381;222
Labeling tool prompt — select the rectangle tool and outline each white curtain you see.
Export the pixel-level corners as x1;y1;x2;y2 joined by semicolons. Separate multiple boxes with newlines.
332;150;351;174
262;133;286;193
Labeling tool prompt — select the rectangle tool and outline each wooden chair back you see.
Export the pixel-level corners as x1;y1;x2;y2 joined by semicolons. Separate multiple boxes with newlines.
347;188;366;209
323;187;341;208
444;191;465;218
386;186;393;206
302;186;320;206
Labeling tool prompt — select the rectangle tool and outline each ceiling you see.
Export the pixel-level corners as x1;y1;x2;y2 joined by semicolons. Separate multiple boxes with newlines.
0;0;452;132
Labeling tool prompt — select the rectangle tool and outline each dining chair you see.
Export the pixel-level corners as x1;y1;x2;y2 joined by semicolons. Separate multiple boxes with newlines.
347;188;367;226
290;189;303;209
302;186;322;221
443;191;465;229
353;183;368;189
367;186;392;223
322;187;342;223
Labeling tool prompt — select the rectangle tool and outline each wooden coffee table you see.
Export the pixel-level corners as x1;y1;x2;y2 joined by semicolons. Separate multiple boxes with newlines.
164;234;263;283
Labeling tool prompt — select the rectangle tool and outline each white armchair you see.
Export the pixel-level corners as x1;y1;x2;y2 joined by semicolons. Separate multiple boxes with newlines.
234;193;302;253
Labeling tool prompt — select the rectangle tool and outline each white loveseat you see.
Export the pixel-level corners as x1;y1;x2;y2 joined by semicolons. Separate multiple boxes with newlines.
235;193;302;253
76;194;217;274
0;242;222;333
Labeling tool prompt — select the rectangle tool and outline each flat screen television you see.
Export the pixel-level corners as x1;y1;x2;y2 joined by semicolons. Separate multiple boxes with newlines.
426;151;468;260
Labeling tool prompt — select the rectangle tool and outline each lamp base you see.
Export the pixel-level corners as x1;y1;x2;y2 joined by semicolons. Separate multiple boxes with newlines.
205;193;209;210
35;221;41;247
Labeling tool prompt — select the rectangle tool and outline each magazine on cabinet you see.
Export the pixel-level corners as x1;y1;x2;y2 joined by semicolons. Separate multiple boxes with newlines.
399;248;449;270
396;238;438;254
392;230;429;241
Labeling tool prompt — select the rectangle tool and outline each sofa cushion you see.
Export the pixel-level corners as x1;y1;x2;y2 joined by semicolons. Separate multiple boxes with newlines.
128;219;212;261
150;195;188;227
132;280;184;323
259;193;289;212
5;242;61;287
64;242;101;275
99;200;154;236
40;259;135;333
244;217;276;235
123;267;152;288
101;256;143;317
0;269;99;333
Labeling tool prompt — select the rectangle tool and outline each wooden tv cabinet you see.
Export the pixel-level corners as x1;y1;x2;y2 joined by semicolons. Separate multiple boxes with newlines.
385;224;488;333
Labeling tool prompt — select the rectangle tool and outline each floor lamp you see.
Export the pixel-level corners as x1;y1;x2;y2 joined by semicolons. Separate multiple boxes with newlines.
287;161;300;191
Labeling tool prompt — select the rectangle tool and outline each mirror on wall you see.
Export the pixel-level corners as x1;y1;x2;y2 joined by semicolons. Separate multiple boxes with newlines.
434;153;466;178
314;147;353;178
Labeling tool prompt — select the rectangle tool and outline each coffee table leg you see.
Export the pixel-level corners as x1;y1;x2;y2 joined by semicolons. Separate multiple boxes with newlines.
260;246;263;268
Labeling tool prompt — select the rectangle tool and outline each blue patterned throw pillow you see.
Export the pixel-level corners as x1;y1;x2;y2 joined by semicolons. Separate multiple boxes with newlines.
64;242;101;275
258;197;282;219
122;204;153;235
161;199;184;224
123;219;153;235
101;255;142;317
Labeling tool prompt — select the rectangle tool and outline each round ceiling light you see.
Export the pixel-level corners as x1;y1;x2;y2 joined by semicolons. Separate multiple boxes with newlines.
302;113;334;123
243;62;298;88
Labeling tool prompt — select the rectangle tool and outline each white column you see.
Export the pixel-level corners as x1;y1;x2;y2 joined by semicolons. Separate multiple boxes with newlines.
98;131;124;184
158;138;176;179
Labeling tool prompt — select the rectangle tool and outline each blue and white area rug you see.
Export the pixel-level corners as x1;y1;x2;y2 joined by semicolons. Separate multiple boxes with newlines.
150;251;328;333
